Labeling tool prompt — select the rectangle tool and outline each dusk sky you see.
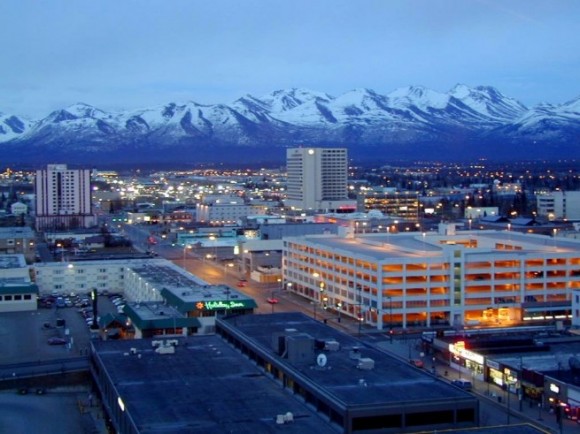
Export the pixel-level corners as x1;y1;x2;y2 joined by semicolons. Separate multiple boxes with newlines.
1;0;579;118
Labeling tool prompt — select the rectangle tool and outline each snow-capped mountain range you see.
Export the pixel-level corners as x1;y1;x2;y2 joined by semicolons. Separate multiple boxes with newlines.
1;84;579;166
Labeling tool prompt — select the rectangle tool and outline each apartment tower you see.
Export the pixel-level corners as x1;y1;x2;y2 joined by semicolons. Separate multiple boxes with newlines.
35;164;96;230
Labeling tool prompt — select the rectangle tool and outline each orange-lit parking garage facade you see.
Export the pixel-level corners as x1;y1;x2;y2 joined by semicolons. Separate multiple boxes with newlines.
282;230;580;331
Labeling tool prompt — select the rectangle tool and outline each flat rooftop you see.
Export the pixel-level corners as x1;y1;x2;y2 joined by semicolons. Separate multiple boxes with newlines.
0;255;26;269
129;263;255;310
221;312;473;408
92;336;336;434
288;230;580;261
129;262;208;289
0;227;34;238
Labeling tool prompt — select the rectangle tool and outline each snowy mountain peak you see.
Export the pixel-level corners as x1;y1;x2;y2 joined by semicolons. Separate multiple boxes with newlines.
449;84;527;120
388;86;449;109
561;95;580;112
260;88;331;112
63;103;106;119
449;84;471;99
1;85;579;164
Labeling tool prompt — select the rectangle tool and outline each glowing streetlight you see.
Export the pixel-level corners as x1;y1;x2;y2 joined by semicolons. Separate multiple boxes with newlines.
182;244;192;269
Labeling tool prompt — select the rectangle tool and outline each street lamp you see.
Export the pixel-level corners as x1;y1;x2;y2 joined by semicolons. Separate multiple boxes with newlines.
336;302;342;323
312;301;318;320
357;284;363;336
208;235;217;261
386;296;393;342
270;289;276;313
182;244;191;269
224;262;234;278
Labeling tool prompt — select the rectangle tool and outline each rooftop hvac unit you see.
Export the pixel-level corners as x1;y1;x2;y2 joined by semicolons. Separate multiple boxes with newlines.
276;412;294;424
155;344;175;355
324;340;340;351
357;358;375;370
349;347;362;360
286;334;315;365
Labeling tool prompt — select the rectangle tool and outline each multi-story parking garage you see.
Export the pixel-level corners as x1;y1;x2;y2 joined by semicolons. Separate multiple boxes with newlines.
282;225;580;331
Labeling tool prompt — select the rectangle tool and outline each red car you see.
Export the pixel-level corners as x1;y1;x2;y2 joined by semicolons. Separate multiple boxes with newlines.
266;297;279;304
237;280;248;287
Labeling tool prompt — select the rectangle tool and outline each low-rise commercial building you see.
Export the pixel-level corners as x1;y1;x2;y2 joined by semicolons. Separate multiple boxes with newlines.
0;227;35;262
217;313;479;433
33;258;256;335
91;313;478;434
0;254;38;312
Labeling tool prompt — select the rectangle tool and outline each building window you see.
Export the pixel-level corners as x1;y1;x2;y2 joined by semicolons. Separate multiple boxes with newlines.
5;295;12;301
24;295;31;300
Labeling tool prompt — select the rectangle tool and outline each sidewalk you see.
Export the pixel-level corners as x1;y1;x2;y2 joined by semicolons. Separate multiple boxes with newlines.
374;338;577;434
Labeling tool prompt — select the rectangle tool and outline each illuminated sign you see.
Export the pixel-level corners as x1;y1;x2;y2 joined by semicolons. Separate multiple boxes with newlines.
449;341;484;364
550;383;560;394
196;300;249;311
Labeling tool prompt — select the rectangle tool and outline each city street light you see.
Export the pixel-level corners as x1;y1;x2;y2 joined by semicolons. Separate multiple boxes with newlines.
270;290;276;313
182;244;192;269
208;235;217;261
312;301;318;320
357;284;363;336
386;296;393;342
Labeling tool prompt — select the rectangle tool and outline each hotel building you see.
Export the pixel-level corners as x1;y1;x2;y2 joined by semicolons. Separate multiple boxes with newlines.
282;225;580;331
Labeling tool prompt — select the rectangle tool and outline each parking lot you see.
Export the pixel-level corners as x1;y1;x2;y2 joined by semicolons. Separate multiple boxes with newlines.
0;294;122;365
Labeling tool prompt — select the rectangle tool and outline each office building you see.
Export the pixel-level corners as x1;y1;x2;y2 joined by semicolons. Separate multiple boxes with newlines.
35;164;96;230
282;225;580;331
196;195;267;225
285;147;356;212
536;190;580;221
359;190;420;220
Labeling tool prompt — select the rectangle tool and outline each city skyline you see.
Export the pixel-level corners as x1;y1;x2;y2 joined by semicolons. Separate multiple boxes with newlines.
1;0;579;118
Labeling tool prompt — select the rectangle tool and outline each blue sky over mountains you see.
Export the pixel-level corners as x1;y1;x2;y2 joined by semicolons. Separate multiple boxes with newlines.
1;0;579;118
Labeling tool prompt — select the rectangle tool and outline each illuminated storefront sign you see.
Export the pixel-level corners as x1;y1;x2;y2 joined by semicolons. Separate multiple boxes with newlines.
449;341;484;365
550;383;560;394
196;300;249;311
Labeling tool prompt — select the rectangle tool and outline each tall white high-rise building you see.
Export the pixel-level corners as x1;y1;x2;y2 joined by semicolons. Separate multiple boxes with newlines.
35;164;96;230
285;147;356;211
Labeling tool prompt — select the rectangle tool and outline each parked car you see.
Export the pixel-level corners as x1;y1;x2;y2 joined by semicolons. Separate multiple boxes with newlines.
266;297;279;304
451;379;473;391
410;359;424;368
47;337;67;345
